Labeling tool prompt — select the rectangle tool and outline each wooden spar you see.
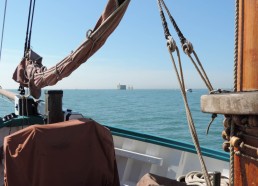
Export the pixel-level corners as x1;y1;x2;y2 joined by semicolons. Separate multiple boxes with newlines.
0;89;15;101
235;0;258;185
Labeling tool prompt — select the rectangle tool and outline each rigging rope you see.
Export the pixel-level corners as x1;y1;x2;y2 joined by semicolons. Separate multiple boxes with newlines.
0;0;8;62
160;0;213;92
159;0;218;133
28;0;36;50
157;1;212;185
159;0;186;45
19;0;37;96
167;45;212;186
229;1;239;185
233;0;239;92
24;0;36;57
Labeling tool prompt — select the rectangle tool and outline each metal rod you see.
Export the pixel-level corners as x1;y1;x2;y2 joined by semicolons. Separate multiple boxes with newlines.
212;171;221;186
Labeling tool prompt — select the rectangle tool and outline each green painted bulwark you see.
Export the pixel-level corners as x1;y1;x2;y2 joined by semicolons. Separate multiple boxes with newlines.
106;125;229;162
0;116;45;128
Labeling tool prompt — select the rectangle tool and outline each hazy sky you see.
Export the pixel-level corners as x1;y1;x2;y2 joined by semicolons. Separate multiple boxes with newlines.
0;0;235;90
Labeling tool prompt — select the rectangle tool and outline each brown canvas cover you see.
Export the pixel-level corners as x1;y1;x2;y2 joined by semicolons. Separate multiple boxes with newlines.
4;118;119;186
137;173;187;186
12;0;130;99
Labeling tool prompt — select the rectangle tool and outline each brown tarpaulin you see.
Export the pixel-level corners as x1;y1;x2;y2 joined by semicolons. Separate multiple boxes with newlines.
12;0;130;99
4;118;119;186
137;173;187;186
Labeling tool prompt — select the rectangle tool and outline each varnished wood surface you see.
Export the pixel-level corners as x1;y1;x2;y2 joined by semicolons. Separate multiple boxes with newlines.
234;149;258;186
237;0;258;91
0;89;15;101
45;90;64;124
235;0;258;185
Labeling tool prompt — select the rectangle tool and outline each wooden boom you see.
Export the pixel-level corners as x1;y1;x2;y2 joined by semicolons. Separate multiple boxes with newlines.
0;89;15;101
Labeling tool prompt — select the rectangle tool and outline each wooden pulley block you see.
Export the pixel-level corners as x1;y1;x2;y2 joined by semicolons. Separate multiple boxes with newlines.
222;141;230;152
230;136;242;148
221;130;229;141
225;127;230;136
223;117;230;128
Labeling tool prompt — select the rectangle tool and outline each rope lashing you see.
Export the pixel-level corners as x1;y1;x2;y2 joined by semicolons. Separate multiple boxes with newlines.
54;65;60;79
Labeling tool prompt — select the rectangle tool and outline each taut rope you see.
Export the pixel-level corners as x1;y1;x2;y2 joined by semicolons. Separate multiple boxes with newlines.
157;1;212;185
229;0;240;185
159;0;217;135
24;0;37;56
0;0;8;62
159;0;213;92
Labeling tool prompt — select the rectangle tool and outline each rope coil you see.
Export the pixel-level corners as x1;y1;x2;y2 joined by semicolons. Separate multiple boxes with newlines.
177;171;229;186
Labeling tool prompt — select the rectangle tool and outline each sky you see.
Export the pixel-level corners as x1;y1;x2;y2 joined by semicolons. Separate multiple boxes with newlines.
0;0;235;90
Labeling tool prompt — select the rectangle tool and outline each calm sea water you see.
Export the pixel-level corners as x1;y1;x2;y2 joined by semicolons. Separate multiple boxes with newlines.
0;89;224;152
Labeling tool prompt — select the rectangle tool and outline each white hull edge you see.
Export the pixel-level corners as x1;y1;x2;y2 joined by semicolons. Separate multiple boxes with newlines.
111;131;229;186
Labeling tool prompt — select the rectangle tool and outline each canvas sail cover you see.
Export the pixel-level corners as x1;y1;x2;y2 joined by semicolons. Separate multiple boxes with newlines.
12;0;130;98
4;118;119;186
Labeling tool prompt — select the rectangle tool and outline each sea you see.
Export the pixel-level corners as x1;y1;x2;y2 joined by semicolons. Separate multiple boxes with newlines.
0;89;225;152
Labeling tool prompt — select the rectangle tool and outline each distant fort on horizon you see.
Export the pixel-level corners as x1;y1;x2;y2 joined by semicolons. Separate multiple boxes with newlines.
117;84;126;90
117;84;133;90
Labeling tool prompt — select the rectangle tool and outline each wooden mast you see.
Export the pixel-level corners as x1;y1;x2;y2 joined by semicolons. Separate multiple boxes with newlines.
237;0;258;91
200;1;258;185
235;0;258;185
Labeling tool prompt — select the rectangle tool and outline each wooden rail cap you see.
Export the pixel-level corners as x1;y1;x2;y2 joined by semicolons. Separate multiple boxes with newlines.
201;91;258;115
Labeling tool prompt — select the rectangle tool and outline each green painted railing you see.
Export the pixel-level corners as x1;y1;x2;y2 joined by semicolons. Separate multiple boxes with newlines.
105;125;230;162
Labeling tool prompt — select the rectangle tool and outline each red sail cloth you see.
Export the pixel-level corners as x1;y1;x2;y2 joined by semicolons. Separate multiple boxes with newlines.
12;0;130;99
4;118;119;186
